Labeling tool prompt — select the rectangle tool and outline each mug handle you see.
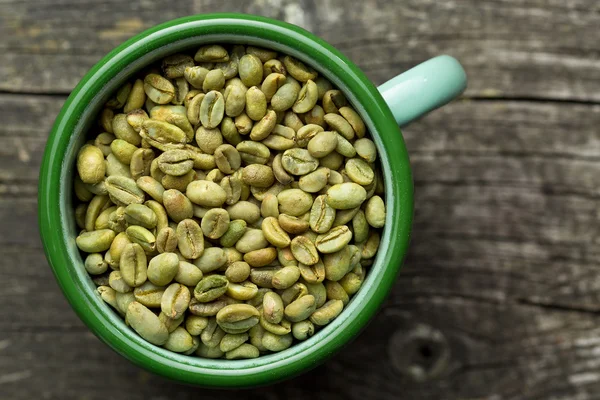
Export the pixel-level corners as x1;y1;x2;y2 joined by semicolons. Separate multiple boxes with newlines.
378;55;467;127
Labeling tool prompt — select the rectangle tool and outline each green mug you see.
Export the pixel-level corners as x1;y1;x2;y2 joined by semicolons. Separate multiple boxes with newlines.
38;13;466;387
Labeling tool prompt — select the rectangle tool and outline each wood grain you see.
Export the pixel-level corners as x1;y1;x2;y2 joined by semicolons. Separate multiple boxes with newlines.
0;0;599;101
2;92;600;398
2;0;600;398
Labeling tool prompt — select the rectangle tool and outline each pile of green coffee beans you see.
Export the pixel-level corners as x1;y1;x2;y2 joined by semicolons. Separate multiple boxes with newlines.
74;44;385;360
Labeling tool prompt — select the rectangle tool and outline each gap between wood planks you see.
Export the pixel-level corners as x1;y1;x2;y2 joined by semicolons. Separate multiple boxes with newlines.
1;89;600;106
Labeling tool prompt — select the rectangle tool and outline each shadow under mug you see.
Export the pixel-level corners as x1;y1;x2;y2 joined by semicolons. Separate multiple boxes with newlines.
38;13;466;388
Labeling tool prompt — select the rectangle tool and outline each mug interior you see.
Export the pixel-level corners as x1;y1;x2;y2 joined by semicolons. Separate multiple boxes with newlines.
42;14;413;387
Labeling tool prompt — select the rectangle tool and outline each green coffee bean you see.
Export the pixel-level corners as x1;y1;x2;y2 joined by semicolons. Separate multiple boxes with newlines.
304;104;326;127
332;206;361;227
133;281;166;308
354;138;377;163
322;89;347;114
203;69;225;92
292;320;315;341
124;204;156;229
261;216;291;248
236;140;270;164
221;117;243;145
281;149;318;176
189;297;229;317
310;299;344;326
243;247;277;267
239;54;263;87
164;326;194;353
361;231;381;259
195;126;223;156
325;280;350;305
143;74;174;104
196;343;225;358
220;332;249;352
147;252;179;286
277;189;313;216
283;56;317;82
315;225;352;254
127;301;169;345
186;180;227;207
236;228;268;253
106;82;132;109
250;267;280;289
214;144;241;174
126;109;149;134
365;195;386;228
194;247;227;273
271;79;301;112
216;304;260;334
109;270;133;294
185;66;210;89
226;201;261;224
195;45;229;62
323;246;352;281
174;260;203;286
263;59;286;76
162;54;194;79
262;332;293;352
115;291;136;315
77;145;105;184
292;79;318;113
225;261;251;283
161;283;190;319
298;167;330;193
219;219;247;248
85;253;108;275
262;291;284;324
199;90;225;129
308;195;336;233
225;343;259;359
298;260;325;284
234;112;254;135
242;164;274;188
114;113;143;146
326;183;367;210
278;213;309;234
119;243;148;287
284;294;316;322
226;281;259;301
272;265;301;290
201;208;230;240
352;210;369;243
76;229;115;253
150;105;194;141
100;108;115;133
290;236;319;266
259;314;292;335
245;86;267;121
340;266;364;295
185;315;209;335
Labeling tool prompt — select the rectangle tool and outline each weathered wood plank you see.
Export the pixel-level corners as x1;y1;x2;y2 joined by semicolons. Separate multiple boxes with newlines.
1;0;599;101
2;89;600;398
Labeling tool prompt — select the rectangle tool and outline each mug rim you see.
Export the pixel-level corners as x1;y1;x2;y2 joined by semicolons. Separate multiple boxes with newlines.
38;13;413;387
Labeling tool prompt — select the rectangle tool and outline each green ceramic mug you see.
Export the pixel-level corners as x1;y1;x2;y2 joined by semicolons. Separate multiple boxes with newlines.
38;13;466;387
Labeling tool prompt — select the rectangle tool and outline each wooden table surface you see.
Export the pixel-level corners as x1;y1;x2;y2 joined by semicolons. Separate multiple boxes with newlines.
2;1;600;399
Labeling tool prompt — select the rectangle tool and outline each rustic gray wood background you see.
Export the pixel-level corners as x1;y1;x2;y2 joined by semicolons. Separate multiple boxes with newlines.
2;0;600;399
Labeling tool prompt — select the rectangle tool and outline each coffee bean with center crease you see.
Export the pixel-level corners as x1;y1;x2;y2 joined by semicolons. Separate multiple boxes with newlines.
73;42;387;360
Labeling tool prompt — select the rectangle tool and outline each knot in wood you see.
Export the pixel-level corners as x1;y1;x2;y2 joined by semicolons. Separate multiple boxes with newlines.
388;323;451;382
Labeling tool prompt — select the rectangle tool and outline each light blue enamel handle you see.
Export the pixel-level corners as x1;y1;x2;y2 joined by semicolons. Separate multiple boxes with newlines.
378;55;467;127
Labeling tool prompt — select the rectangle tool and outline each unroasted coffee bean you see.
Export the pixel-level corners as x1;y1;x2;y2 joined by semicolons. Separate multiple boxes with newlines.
73;42;386;360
